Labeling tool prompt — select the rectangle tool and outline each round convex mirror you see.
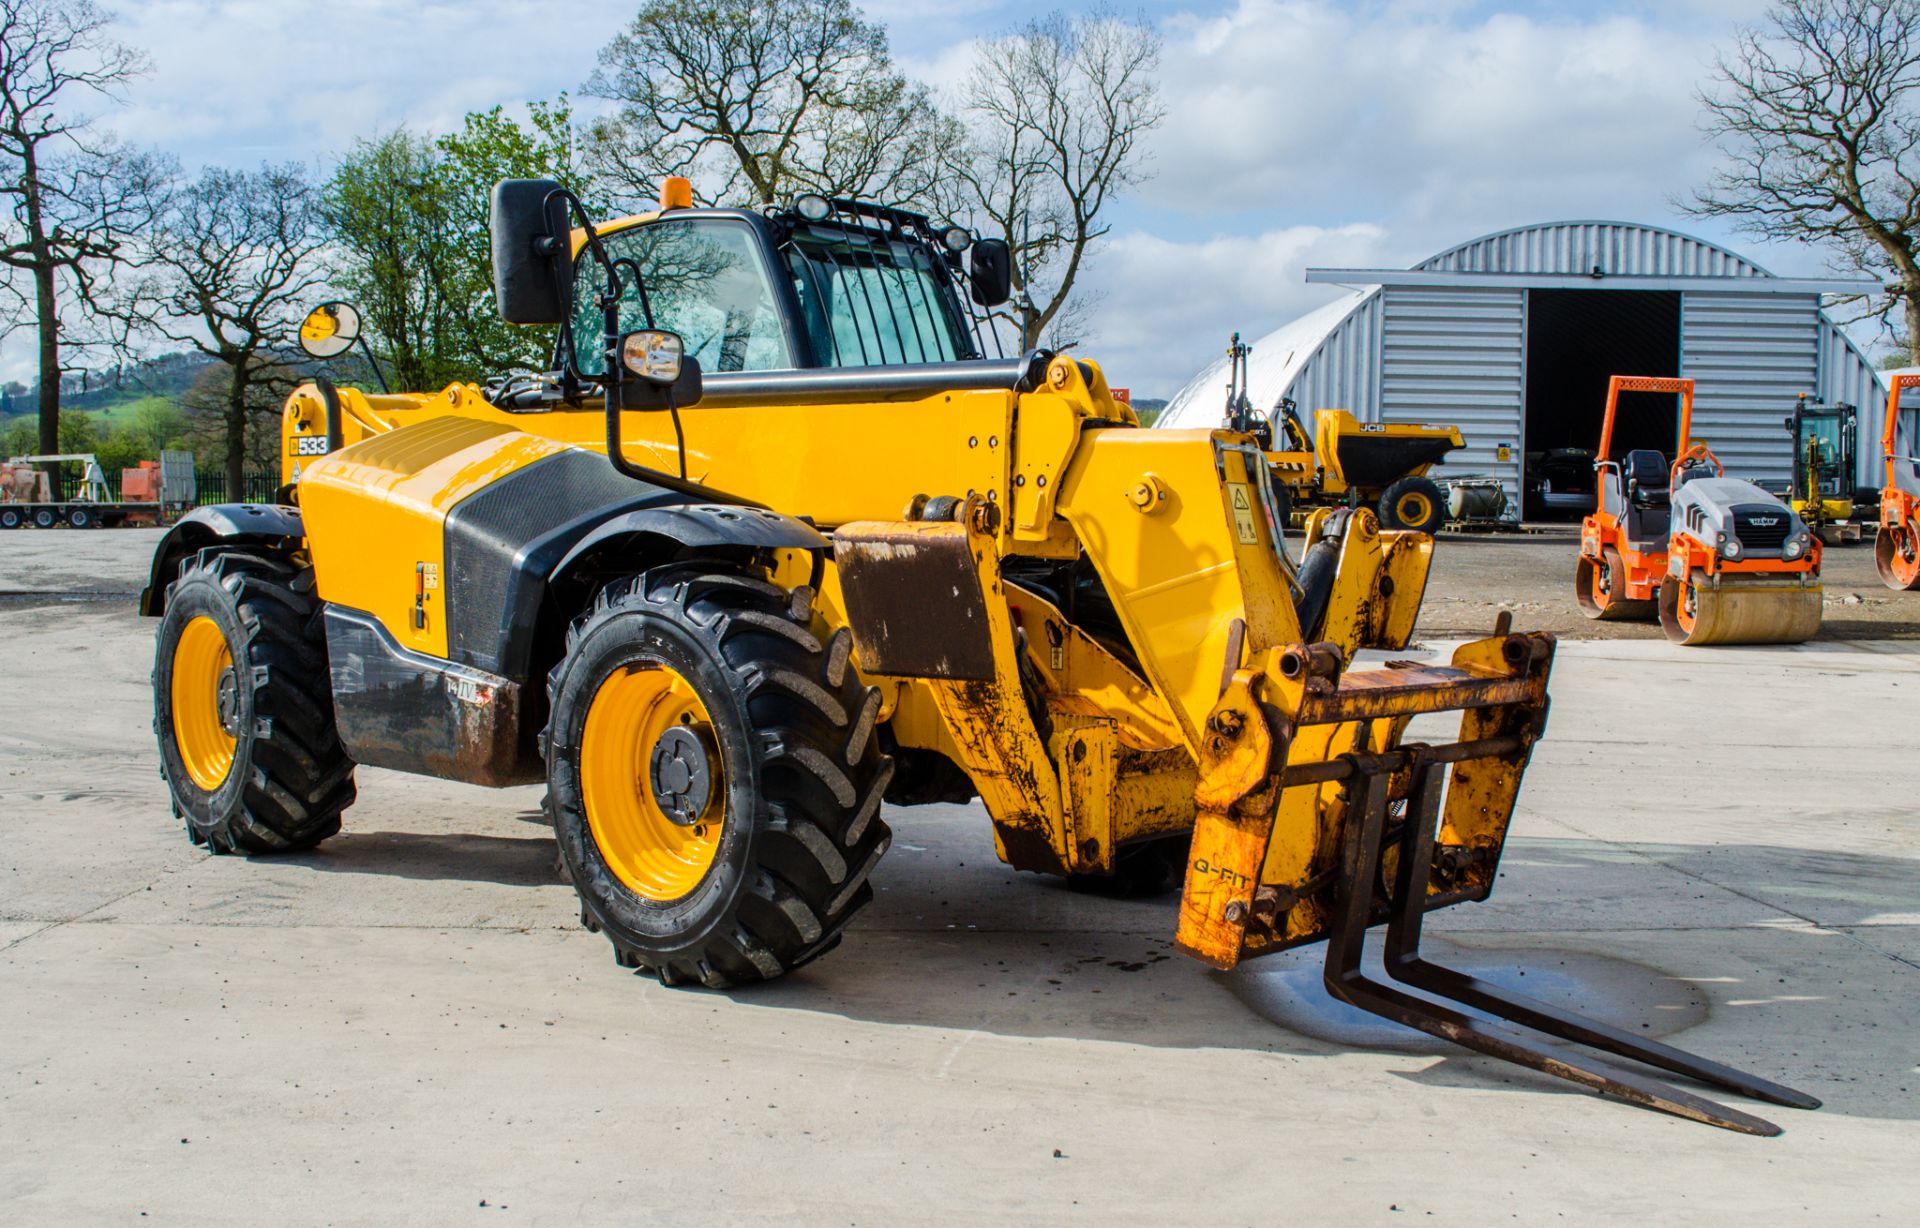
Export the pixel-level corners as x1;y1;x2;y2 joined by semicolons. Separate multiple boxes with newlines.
298;302;361;360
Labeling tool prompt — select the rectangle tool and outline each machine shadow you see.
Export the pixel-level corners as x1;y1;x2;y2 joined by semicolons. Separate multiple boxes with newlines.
717;830;1920;1123
278;829;564;887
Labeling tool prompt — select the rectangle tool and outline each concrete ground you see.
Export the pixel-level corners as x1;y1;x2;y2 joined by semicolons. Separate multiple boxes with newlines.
1;528;1917;1225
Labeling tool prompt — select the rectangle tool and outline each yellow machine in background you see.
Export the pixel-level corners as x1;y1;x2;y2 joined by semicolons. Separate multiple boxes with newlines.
1217;335;1465;532
139;177;1816;1133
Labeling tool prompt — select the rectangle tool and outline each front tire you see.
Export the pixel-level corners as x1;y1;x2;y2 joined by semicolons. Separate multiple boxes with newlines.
152;549;355;853
1379;475;1446;533
545;564;893;988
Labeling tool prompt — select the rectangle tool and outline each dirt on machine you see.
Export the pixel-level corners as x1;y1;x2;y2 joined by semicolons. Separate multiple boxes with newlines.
1876;372;1920;591
1214;334;1467;534
1575;375;1823;646
137;176;1818;1133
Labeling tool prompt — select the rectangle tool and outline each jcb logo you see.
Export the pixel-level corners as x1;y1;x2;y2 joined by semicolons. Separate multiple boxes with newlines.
1191;857;1250;890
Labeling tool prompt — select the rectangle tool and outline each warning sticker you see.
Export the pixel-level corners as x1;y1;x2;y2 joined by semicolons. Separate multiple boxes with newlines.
1226;482;1260;544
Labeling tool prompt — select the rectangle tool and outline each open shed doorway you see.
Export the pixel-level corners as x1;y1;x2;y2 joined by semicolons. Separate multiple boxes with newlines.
1523;289;1680;519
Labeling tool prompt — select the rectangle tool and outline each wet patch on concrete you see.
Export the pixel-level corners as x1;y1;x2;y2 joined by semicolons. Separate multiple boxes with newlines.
1222;936;1710;1053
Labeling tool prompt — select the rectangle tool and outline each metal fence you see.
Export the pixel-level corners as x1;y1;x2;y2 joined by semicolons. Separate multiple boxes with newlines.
51;465;275;505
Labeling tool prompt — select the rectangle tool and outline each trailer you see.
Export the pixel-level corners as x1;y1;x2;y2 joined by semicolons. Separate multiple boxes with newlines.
0;451;195;529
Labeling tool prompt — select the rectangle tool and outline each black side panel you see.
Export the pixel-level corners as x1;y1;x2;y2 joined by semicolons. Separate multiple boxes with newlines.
442;450;685;676
325;605;538;787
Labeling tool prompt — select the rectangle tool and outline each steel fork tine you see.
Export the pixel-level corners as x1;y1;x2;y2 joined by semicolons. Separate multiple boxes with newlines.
1322;763;1787;1135
1381;759;1820;1111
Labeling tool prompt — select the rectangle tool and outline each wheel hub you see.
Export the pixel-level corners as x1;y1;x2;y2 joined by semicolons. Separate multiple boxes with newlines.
649;725;712;827
215;667;240;735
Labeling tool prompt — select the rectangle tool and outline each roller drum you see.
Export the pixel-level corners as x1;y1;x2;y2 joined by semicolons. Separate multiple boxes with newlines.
1659;572;1823;646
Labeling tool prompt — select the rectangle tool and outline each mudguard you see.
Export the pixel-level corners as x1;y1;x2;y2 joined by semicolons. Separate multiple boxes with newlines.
552;503;829;576
139;504;306;616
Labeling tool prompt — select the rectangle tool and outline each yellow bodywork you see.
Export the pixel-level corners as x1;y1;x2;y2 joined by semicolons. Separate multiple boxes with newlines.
280;266;1544;974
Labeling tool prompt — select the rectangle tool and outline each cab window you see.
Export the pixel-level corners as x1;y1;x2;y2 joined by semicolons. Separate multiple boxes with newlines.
574;219;793;374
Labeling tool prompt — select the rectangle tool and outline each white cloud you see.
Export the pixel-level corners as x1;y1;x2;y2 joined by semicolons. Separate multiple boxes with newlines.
1061;0;1855;398
1072;222;1393;396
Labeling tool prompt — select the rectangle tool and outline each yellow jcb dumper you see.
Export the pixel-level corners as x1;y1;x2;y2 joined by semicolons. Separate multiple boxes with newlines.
139;178;1816;1132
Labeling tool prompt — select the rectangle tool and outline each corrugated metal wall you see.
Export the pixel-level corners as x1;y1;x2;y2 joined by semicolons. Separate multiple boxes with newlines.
1680;292;1820;483
1418;221;1770;279
1817;323;1888;488
1378;287;1527;493
1284;292;1382;422
1236;223;1891;502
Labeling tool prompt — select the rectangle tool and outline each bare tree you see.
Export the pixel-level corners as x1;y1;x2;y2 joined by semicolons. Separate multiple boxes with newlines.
121;164;328;495
1694;0;1920;360
947;12;1163;351
585;0;955;209
0;0;155;455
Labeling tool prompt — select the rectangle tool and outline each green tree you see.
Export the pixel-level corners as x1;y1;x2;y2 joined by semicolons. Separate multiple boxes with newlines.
129;396;185;453
586;0;955;209
116;163;327;497
1;0;160;458
1694;0;1920;361
947;11;1164;350
433;97;594;375
324;130;466;392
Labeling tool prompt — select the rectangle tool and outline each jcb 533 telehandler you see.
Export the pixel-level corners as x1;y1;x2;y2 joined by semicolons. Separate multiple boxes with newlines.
1576;376;1823;645
141;178;1815;1132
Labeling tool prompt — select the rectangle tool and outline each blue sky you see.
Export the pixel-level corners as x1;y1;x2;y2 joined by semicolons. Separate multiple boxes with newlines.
11;0;1872;396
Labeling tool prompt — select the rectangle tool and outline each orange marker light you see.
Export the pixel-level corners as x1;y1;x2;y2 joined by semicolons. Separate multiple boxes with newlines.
659;177;693;211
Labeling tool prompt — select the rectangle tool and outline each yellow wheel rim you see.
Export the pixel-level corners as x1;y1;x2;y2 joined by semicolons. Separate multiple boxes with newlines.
171;615;238;791
1395;491;1432;526
579;662;725;902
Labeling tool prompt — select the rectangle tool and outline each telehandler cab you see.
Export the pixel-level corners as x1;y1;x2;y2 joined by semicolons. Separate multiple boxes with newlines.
1576;376;1823;645
1877;372;1920;590
141;178;1816;1132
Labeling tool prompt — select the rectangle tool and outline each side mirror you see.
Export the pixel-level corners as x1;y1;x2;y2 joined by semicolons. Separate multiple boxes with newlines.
611;329;703;410
297;301;361;360
490;178;574;325
969;238;1012;307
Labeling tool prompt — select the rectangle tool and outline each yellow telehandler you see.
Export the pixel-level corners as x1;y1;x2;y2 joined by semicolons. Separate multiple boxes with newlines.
139;176;1815;1132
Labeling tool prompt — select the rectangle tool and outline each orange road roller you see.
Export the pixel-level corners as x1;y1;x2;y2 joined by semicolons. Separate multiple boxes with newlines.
1878;372;1920;590
1575;376;1822;645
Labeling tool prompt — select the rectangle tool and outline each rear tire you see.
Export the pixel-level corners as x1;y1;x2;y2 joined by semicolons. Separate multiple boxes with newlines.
1379;475;1446;533
31;507;58;529
66;506;94;529
152;548;355;853
1576;545;1654;621
544;564;893;989
0;507;20;529
1877;521;1920;591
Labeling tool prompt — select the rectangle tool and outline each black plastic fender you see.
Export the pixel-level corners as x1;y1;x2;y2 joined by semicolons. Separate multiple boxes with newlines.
552;503;829;578
139;504;306;616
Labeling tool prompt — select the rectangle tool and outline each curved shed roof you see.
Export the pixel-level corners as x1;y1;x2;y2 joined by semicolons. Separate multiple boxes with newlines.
1162;219;1872;432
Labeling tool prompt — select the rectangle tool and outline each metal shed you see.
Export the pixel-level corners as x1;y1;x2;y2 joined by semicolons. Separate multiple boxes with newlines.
1160;221;1886;510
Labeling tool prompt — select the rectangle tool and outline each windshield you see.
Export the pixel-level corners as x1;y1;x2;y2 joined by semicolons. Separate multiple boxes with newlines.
784;228;971;366
571;218;793;375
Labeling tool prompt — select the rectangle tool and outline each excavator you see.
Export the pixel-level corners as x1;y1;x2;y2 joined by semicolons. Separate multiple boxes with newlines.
1877;372;1920;590
138;178;1817;1132
1782;395;1863;542
1576;376;1823;645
